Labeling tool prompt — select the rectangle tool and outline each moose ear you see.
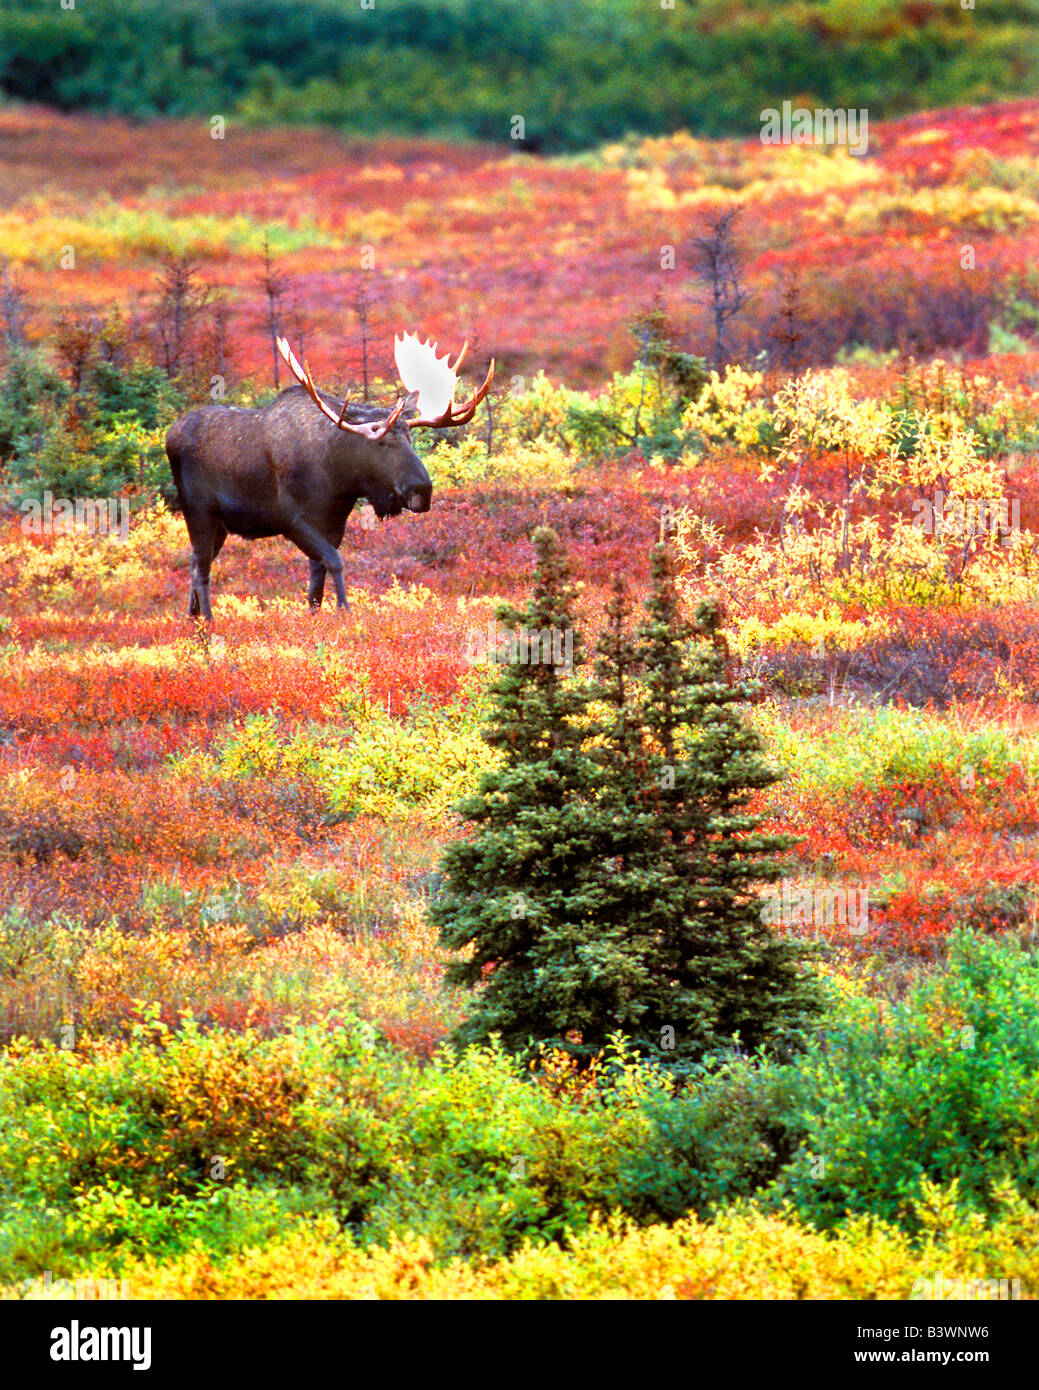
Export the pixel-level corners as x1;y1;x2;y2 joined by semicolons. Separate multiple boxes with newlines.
401;389;421;417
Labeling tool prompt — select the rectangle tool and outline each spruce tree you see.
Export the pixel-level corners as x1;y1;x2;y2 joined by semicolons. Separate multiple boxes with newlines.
567;574;661;1044
433;533;823;1072
628;543;824;1067
431;527;631;1063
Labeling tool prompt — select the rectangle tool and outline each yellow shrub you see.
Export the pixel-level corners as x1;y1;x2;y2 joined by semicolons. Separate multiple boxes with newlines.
324;706;499;822
1;501;182;606
498;372;575;446
845;185;1039;234
714;369;1039;611
682;366;771;452
92;1182;1039;1300
0;205;337;266
424;436;574;489
733;607;890;661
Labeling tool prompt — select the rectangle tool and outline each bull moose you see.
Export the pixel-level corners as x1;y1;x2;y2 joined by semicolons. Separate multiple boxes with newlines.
165;332;494;619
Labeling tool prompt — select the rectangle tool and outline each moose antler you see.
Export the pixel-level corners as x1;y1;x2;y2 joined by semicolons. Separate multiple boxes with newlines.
276;336;407;440
393;332;495;427
277;332;494;436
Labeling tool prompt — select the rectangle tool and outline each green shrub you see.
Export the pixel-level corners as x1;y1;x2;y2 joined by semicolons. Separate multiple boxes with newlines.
0;346;67;464
770;931;1039;1230
0;1183;335;1282
3;936;1038;1280
1;347;182;507
88;358;181;430
2;0;1033;150
5;414;173;510
360;1037;667;1261
0;1015;399;1218
612;1056;809;1223
751;703;1039;802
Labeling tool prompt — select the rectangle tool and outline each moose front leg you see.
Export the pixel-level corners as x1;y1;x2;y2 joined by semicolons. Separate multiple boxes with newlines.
307;557;327;609
284;520;349;610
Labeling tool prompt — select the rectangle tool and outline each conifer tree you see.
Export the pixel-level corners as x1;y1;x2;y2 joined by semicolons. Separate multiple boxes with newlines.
567;574;661;1041
431;527;622;1062
628;543;824;1066
433;533;823;1072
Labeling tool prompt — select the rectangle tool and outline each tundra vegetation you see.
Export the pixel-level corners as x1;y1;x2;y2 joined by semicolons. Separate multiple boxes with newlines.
1;99;1039;1299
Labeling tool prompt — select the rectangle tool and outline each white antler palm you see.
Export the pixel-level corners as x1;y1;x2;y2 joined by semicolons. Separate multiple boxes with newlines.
394;332;494;426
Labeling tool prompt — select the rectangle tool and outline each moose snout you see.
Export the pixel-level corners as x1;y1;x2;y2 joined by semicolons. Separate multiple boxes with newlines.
405;485;431;513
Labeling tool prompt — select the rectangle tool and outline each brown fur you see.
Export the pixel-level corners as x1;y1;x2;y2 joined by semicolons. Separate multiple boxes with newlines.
165;386;432;618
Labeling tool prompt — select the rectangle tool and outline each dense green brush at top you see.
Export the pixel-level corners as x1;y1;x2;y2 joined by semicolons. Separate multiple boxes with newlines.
0;0;1036;150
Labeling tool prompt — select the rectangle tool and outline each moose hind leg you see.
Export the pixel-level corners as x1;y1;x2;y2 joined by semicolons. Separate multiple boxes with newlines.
186;518;226;622
188;555;214;622
188;557;202;618
307;557;327;609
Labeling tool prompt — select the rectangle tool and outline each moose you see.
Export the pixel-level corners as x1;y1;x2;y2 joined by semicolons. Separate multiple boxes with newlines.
165;332;494;619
